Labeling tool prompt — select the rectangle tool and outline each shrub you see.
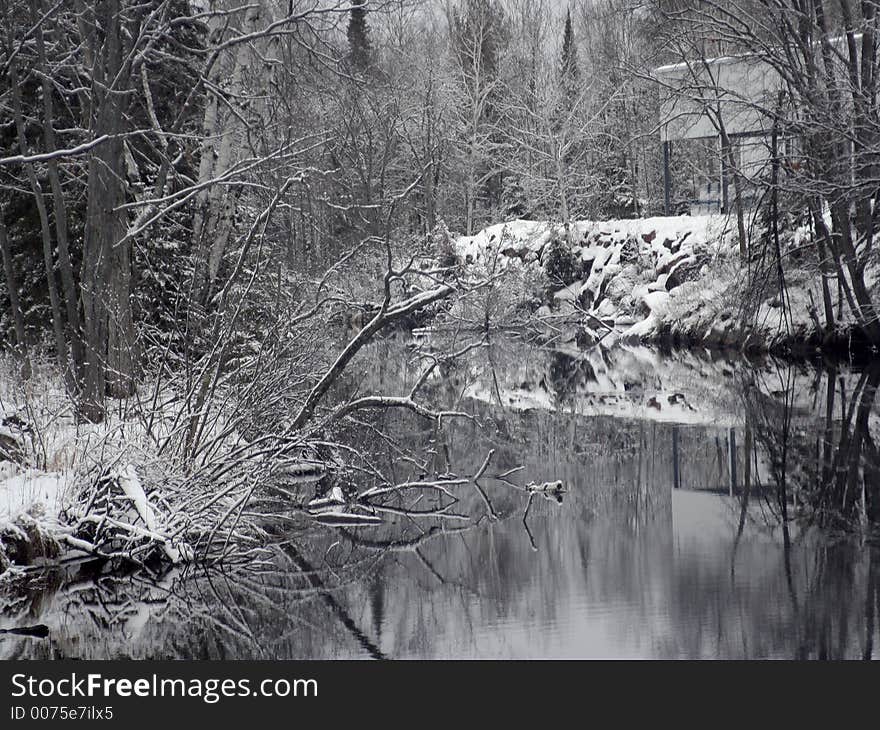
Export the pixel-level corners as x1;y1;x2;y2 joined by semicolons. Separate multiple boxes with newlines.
432;221;459;269
543;234;578;287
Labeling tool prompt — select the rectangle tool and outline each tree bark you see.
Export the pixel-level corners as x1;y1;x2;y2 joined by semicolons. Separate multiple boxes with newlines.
191;3;264;304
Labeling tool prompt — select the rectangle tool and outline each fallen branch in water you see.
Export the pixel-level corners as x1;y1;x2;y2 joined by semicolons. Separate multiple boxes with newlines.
326;395;472;428
471;449;498;520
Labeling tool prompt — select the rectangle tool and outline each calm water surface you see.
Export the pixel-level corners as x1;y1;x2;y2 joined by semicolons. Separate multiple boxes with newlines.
3;338;880;659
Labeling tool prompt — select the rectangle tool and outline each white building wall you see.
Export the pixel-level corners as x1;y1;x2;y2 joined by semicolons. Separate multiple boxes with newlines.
655;54;781;143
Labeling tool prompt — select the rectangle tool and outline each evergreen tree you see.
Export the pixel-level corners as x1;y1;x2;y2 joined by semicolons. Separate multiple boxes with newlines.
550;7;584;219
559;9;579;102
347;1;372;73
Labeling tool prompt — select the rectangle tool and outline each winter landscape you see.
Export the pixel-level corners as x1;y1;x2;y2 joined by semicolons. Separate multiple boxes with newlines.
1;0;880;660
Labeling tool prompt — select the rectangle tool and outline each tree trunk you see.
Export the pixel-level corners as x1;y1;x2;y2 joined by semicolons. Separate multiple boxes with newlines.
191;3;264;304
7;51;69;383
0;216;30;378
808;200;836;333
80;0;135;420
718;124;747;260
33;0;83;370
830;201;880;344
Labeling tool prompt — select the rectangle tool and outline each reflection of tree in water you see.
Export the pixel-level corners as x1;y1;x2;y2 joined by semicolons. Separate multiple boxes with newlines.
545;350;598;407
730;361;880;657
547;351;580;404
742;362;880;531
790;540;880;659
0;527;446;660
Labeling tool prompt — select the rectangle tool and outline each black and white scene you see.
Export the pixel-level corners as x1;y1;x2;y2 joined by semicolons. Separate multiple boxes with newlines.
0;0;879;661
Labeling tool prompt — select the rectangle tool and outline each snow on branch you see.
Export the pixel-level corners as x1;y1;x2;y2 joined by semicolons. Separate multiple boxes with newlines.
0;135;111;166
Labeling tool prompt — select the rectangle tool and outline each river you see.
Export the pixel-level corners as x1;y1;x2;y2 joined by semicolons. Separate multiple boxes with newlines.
2;336;879;659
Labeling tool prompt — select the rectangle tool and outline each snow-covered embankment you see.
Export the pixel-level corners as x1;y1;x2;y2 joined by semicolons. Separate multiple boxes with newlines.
453;215;847;353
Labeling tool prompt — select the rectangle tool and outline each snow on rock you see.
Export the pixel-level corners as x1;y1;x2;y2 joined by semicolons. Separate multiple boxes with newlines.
453;210;880;352
648;274;668;292
596;298;617;318
455;220;555;266
454;215;734;343
553;283;580;302
643;290;670;313
453;213;868;352
621;313;662;340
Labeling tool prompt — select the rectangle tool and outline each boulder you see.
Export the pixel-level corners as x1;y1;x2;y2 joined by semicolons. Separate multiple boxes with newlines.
620;237;639;263
0;432;24;464
596;298;617;318
648;274;669;292
501;245;531;260
553;282;580;302
603;263;622;278
657;250;690;275
604;264;638;303
666;255;702;289
642;290;670;315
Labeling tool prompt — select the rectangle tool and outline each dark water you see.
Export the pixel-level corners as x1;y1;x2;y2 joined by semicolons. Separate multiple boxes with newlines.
3;338;880;659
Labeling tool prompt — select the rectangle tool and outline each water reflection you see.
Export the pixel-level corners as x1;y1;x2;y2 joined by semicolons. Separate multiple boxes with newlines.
2;340;880;659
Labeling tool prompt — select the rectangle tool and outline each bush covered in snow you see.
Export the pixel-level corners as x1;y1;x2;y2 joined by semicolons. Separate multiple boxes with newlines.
432;221;459;270
543;233;580;288
0;354;242;576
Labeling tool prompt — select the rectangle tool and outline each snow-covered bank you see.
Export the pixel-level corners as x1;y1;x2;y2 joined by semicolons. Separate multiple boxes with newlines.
0;361;205;577
452;215;870;355
0;438;192;577
0;465;66;573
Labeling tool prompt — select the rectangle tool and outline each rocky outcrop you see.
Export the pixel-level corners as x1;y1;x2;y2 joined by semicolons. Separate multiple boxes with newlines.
453;216;873;356
454;216;728;346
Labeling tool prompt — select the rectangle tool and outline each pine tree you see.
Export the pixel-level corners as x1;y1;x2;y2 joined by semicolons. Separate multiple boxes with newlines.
347;1;372;73
551;7;582;219
559;9;579;100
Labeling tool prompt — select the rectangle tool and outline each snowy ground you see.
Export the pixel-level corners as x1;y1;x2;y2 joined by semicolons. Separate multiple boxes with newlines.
0;463;69;572
0;465;68;526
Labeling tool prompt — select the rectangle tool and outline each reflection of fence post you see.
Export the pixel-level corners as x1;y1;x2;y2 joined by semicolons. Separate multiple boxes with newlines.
728;428;738;496
672;425;681;489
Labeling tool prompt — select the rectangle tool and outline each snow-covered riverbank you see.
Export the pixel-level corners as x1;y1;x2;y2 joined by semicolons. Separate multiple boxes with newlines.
453;215;873;355
0;362;204;577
